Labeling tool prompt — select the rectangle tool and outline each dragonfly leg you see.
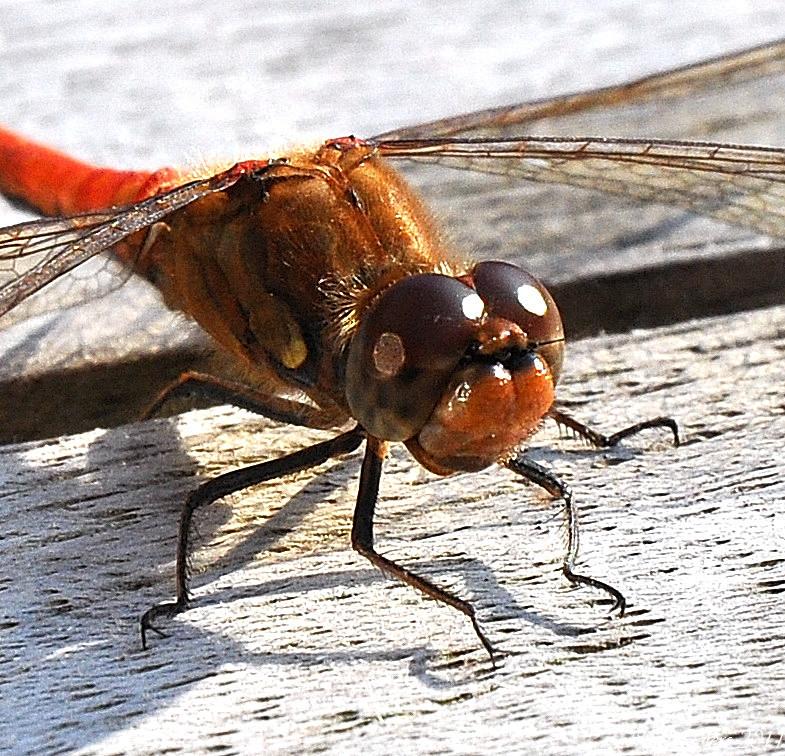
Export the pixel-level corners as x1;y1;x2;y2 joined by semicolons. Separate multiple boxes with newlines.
549;407;680;448
351;436;496;662
140;425;365;649
505;455;626;616
141;370;343;429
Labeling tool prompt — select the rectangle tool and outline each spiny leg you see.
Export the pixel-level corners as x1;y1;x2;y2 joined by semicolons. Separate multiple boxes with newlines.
351;436;496;662
549;407;680;449
140;425;365;648
141;370;343;429
505;455;626;616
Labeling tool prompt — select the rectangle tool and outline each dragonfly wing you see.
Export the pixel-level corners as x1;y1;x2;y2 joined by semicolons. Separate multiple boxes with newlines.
376;136;785;240
0;168;246;319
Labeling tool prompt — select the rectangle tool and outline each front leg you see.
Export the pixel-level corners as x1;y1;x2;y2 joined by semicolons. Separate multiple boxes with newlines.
140;426;364;648
506;455;626;615
351;435;496;662
549;407;680;449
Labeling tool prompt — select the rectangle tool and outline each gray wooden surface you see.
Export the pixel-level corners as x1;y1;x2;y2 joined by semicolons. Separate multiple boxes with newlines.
2;308;784;755
1;2;785;755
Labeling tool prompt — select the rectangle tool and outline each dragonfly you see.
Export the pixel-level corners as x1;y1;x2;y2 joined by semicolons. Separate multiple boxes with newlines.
4;38;784;660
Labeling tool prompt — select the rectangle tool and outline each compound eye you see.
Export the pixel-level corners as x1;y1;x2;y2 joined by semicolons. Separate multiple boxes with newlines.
346;273;484;440
472;260;564;382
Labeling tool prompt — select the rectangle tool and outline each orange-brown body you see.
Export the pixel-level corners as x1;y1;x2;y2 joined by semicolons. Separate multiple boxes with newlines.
128;141;461;423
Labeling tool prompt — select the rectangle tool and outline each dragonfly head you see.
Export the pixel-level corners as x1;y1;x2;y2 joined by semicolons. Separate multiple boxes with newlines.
345;261;564;474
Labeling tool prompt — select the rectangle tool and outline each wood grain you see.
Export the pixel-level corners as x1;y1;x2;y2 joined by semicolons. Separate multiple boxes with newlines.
2;304;784;754
1;2;785;754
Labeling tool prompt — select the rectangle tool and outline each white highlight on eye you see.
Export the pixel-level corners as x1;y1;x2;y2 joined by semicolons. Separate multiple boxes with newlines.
517;284;547;316
373;332;405;377
461;292;485;320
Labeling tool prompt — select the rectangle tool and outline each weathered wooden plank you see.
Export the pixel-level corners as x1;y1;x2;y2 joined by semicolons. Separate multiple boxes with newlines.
1;2;785;755
2;304;784;754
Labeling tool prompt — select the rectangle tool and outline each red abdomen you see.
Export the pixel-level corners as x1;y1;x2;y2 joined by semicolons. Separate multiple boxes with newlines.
0;126;180;215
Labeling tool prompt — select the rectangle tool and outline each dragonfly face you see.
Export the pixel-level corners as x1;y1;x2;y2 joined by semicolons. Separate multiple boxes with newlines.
345;261;564;473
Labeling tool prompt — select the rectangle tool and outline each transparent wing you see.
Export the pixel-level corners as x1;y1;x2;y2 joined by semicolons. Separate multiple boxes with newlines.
374;38;785;142
0;168;247;319
0;212;125;322
375;136;785;240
